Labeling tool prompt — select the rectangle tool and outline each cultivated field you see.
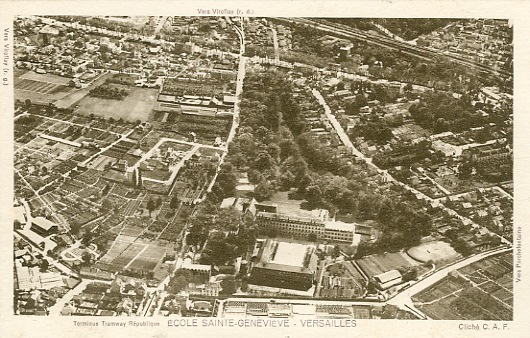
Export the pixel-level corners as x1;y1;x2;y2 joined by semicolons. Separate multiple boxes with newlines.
75;87;158;122
19;71;70;84
320;261;366;298
413;252;513;320
14;71;75;103
95;230;168;278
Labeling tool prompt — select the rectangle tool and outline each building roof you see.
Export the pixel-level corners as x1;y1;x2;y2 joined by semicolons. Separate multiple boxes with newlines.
379;278;403;290
352;233;362;246
254;262;310;274
235;184;255;192
32;217;57;231
355;224;373;235
181;262;211;272
223;95;236;104
158;94;177;102
14;249;28;258
39;25;59;35
254;239;318;274
79;267;114;281
14;205;27;224
257;205;329;224
17;227;58;251
271;241;311;267
374;270;402;284
324;220;355;232
220;197;237;209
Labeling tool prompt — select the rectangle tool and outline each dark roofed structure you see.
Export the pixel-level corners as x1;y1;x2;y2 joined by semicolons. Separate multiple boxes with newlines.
30;217;58;237
248;239;319;291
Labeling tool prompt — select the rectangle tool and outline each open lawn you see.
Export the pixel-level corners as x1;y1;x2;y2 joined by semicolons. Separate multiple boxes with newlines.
54;73;111;109
143;167;172;181
75;87;158;122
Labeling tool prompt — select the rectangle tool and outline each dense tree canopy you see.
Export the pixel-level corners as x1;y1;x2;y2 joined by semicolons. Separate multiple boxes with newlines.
213;70;440;259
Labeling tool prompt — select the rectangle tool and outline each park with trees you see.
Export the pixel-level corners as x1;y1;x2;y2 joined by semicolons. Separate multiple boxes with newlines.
208;70;440;259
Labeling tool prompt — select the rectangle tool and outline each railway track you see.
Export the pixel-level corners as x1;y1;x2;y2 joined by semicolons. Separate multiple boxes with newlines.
276;17;511;79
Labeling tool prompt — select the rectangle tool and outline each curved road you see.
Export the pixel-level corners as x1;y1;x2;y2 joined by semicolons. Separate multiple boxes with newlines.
387;246;512;319
312;88;510;246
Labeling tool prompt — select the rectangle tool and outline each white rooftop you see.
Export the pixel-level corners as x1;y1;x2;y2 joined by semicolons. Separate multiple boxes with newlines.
181;261;211;272
220;197;236;209
33;216;57;231
270;242;314;267
223;95;236;103
324;220;355;232
14;205;27;224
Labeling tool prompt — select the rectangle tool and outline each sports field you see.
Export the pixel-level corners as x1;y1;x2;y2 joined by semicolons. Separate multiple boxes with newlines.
75;87;158;122
407;241;459;263
96;234;145;271
95;231;168;275
128;245;167;272
356;251;419;277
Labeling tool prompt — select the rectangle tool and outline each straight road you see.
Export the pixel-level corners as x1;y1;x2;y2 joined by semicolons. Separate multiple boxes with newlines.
418;171;452;196
433;183;513;202
202;16;247;197
143;145;200;185
47;279;91;316
272;27;280;62
128;137;222;173
16;170;68;228
153;16;169;37
82;129;136;166
14;231;78;277
312;89;361;158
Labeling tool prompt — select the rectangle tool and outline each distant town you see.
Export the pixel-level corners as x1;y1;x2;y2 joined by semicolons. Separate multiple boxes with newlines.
13;16;512;321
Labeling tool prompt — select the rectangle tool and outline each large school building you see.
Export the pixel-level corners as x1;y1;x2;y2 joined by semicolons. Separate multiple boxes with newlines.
248;238;319;291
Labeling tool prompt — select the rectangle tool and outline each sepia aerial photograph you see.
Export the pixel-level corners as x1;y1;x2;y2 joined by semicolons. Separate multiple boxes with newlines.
11;15;513;322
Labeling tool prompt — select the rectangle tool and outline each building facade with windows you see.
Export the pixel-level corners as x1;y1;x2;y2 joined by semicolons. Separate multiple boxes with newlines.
255;206;357;243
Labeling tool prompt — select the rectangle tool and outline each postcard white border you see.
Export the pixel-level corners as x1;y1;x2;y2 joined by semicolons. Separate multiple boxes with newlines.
1;1;529;337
